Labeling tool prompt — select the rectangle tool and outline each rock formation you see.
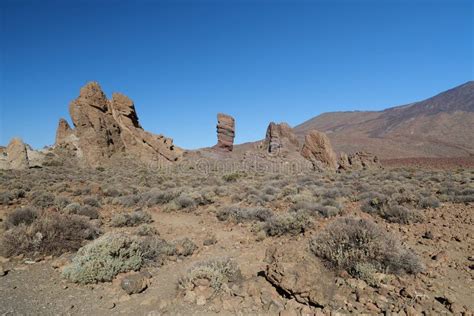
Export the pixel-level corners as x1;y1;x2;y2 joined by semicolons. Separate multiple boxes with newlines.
5;138;29;170
264;122;299;154
338;151;381;170
215;113;235;151
264;245;337;307
300;130;338;170
55;82;182;167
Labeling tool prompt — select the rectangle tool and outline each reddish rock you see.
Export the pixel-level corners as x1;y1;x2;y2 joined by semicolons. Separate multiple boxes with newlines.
338;151;381;170
215;113;235;151
56;82;182;166
264;122;299;154
6;138;29;170
300;130;337;170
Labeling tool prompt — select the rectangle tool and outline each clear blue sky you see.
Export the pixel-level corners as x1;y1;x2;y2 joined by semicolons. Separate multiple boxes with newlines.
1;0;472;149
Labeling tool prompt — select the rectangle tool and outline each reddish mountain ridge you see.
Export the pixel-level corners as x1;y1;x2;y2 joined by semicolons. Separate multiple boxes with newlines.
294;81;474;159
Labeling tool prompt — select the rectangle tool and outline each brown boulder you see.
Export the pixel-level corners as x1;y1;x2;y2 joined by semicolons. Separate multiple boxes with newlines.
300;130;337;170
6;138;29;170
264;245;337;307
215;113;235;151
56;82;182;166
338;151;381;170
264;122;299;154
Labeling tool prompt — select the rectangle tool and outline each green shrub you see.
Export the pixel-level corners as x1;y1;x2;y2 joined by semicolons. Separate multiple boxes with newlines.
63;233;143;284
309;217;423;276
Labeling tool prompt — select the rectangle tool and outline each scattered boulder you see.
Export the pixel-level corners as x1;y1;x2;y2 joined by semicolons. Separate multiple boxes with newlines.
264;122;299;154
338;151;381;170
56;82;182;167
264;245;338;307
6;138;29;170
300;130;337;170
215;113;235;151
120;272;149;295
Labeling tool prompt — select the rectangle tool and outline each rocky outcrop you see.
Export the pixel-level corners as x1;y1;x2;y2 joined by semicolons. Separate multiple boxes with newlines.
338;151;381;170
264;122;299;154
215;113;235;151
56;82;182;167
5;138;29;170
264;245;338;308
300;130;337;170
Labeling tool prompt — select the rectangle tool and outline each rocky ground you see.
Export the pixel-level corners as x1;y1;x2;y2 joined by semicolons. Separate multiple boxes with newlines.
0;160;473;315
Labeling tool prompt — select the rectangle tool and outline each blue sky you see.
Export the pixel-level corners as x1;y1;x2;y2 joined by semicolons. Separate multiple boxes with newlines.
1;0;472;149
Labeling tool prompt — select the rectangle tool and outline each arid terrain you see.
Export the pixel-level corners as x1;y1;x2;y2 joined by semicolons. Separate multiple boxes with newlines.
0;158;473;315
0;81;473;316
294;81;474;159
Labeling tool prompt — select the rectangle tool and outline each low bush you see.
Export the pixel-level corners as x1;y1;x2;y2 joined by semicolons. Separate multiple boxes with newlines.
135;224;159;236
381;205;422;224
31;191;55;209
263;211;311;236
216;205;273;223
309;217;423;277
62;233;143;284
110;210;152;227
178;258;241;292
1;212;100;257
418;196;440;209
4;207;38;229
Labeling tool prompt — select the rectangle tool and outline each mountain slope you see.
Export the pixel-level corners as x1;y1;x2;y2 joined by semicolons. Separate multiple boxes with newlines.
294;81;474;159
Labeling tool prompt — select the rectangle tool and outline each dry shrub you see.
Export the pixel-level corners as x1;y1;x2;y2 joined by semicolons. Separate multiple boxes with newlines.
4;207;38;229
216;205;273;223
1;211;100;257
110;210;152;227
263;211;311;236
310;217;423;276
178;258;241;292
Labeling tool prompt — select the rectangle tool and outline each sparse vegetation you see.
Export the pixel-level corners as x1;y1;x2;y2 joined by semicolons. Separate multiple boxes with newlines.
110;210;152;227
310;217;424;276
1;212;100;257
178;258;241;292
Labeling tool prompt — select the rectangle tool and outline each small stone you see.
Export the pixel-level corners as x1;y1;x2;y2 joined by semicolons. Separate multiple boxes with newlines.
121;273;148;295
422;231;434;239
105;302;116;309
0;265;7;276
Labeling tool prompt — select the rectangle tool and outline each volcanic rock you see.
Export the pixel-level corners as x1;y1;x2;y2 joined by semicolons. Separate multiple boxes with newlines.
264;245;337;307
338;151;381;170
56;82;182;166
300;130;337;170
215;113;235;151
264;122;299;154
6;138;29;170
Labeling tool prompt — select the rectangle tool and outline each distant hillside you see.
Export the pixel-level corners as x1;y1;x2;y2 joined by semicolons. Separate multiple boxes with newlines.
294;81;474;159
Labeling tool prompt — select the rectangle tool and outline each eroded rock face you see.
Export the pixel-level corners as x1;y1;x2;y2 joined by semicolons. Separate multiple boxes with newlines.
56;82;182;166
264;122;299;154
264;245;338;308
300;130;337;170
215;113;235;151
338;151;381;170
6;138;29;170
